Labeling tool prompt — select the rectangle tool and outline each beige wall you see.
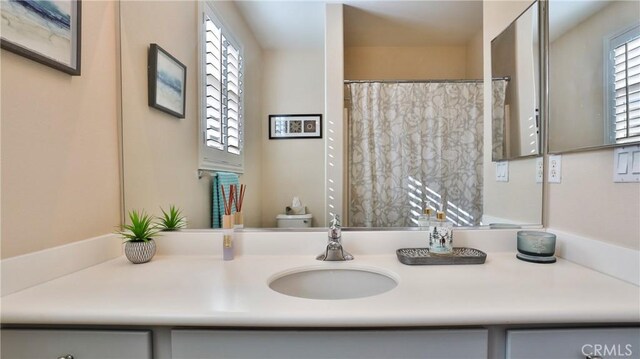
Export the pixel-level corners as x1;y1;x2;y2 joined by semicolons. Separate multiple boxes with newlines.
1;1;121;258
345;40;483;81
466;32;484;79
546;150;640;250
549;1;638;152
121;1;264;228
345;46;470;80
261;50;325;227
483;1;542;225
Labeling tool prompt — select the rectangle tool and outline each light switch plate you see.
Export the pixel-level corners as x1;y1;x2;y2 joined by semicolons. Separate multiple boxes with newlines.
548;155;562;183
633;151;640;174
614;145;640;182
496;161;509;182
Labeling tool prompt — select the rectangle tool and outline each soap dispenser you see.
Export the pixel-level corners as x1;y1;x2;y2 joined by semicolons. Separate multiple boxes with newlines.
417;201;433;228
428;211;453;254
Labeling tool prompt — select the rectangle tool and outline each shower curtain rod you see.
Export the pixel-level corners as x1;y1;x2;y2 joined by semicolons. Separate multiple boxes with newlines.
344;77;510;84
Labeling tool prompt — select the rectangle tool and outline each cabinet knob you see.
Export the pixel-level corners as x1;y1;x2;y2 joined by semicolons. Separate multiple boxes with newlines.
58;355;74;359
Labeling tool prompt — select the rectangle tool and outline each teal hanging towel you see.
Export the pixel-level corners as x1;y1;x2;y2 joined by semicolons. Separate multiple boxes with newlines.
212;172;239;228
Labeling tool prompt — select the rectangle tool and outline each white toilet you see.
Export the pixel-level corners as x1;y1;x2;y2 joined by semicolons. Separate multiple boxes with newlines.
276;214;313;228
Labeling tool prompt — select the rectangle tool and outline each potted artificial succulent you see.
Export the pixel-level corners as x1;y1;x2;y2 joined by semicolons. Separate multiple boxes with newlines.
157;205;186;231
117;210;160;264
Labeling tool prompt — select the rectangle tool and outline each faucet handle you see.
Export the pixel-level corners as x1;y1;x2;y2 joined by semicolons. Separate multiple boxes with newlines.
329;214;341;240
330;214;341;228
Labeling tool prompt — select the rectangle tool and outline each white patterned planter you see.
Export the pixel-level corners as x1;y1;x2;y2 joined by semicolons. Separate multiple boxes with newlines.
124;240;156;264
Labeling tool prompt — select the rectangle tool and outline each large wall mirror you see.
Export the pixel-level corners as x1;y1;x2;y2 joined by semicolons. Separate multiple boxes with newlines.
490;1;541;161
119;1;543;230
548;0;640;153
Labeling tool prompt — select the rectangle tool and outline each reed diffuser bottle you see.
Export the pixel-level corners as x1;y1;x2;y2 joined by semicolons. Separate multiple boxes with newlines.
428;211;453;254
222;213;234;260
221;185;236;261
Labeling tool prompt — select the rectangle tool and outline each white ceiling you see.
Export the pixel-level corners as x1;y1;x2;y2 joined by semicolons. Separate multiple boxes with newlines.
233;1;326;50
548;0;611;42
233;1;484;50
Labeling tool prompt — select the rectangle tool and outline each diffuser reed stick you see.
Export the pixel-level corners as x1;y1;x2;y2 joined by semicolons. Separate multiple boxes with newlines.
221;184;235;215
233;184;246;229
232;184;247;212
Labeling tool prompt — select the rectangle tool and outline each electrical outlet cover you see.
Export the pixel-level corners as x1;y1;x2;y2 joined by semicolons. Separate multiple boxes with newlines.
536;157;543;183
548;155;562;183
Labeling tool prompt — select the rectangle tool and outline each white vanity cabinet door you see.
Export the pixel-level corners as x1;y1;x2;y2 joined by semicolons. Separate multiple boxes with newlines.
171;329;488;358
506;328;640;359
1;329;152;359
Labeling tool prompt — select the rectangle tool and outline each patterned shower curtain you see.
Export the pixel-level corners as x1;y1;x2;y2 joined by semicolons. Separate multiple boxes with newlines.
347;82;484;227
492;79;509;160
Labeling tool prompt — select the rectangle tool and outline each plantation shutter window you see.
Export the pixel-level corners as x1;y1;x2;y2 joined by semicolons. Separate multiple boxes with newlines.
610;26;640;144
200;4;244;172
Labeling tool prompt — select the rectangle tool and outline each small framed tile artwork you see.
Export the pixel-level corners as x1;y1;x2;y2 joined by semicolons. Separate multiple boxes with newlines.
269;114;322;139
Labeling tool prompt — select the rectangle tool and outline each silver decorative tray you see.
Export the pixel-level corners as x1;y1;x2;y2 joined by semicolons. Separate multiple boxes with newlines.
396;247;487;265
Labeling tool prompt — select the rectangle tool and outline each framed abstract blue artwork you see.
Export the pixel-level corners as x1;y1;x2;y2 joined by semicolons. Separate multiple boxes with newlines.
148;43;187;118
1;0;81;75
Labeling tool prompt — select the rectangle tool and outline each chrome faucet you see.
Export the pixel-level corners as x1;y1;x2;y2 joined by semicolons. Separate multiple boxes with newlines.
316;214;354;261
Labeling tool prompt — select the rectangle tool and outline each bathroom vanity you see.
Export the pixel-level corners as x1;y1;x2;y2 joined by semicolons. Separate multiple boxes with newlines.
1;230;638;358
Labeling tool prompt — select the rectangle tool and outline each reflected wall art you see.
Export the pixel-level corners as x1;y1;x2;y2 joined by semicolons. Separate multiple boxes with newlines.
1;0;81;75
148;43;187;118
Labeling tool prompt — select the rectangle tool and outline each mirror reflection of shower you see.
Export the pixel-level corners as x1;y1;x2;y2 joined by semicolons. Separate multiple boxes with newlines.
345;80;484;227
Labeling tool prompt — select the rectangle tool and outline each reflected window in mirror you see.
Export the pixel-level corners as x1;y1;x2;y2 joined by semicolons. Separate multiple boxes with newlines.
200;3;244;172
607;25;640;144
548;0;640;153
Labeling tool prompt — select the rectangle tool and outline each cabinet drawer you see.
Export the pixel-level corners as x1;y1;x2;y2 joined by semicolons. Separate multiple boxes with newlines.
1;329;152;359
506;327;640;359
172;329;488;359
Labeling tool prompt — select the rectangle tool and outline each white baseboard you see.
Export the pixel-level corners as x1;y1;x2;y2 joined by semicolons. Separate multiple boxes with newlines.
1;234;122;296
550;228;640;286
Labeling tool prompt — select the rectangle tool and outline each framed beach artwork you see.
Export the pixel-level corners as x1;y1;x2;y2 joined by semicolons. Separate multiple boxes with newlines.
148;43;187;118
269;114;323;139
1;0;81;75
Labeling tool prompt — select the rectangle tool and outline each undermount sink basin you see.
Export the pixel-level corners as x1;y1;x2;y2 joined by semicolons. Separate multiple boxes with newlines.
268;267;398;300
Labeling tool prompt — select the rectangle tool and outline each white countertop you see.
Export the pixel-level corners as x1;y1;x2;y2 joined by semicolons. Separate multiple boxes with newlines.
2;231;639;327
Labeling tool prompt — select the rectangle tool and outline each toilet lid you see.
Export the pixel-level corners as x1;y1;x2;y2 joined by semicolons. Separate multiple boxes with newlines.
276;214;313;219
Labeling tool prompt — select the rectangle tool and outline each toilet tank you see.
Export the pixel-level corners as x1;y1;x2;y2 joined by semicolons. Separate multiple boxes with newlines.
276;214;313;228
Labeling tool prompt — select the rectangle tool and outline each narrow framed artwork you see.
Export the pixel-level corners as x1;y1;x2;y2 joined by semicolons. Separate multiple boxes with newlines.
0;0;82;75
148;43;187;118
269;114;322;139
